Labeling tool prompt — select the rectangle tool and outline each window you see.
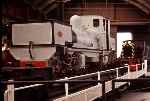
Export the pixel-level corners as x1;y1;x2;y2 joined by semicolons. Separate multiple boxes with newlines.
93;19;99;27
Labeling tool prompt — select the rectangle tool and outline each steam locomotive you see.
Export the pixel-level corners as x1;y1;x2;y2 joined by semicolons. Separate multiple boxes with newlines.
2;15;116;79
121;40;146;71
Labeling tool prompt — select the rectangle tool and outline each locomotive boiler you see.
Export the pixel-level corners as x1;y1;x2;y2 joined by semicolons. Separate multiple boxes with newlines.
2;15;116;79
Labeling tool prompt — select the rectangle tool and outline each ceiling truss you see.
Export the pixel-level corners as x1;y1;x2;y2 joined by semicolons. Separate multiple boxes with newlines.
24;0;150;17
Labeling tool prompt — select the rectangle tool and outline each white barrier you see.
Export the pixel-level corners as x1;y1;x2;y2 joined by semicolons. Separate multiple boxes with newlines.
144;60;148;76
54;63;145;101
4;80;14;101
4;83;43;101
4;61;146;101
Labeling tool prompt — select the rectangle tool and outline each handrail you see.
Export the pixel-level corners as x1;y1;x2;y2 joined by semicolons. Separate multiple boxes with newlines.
100;66;127;73
28;41;34;59
58;66;128;81
3;66;128;90
2;80;105;85
113;78;150;82
3;66;128;92
3;61;147;101
56;72;98;81
3;80;107;101
3;66;128;101
15;84;43;91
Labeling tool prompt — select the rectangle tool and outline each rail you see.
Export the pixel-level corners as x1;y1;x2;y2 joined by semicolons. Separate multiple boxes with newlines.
2;60;148;101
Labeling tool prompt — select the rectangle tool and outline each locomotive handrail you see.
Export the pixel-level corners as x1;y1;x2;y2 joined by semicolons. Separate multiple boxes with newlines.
67;48;103;53
28;41;34;59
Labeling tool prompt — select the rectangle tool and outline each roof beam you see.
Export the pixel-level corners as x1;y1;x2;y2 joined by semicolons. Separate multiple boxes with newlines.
111;20;150;25
23;0;36;9
123;0;150;15
33;0;43;6
38;0;56;11
136;0;150;12
43;3;59;15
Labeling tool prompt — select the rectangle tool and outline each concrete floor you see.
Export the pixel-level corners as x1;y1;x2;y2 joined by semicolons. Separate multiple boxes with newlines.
116;92;150;101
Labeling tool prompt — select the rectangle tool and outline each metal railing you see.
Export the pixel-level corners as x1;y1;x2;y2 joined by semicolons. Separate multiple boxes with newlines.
2;60;148;101
112;78;150;91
